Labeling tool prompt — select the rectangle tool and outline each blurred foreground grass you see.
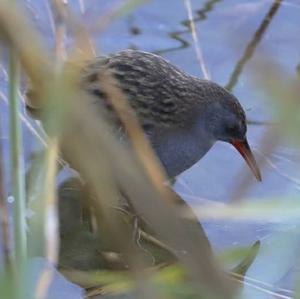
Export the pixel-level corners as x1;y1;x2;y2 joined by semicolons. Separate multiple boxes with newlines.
0;1;299;299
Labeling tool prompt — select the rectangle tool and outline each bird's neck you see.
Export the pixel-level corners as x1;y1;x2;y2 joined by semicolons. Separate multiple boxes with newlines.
150;126;215;178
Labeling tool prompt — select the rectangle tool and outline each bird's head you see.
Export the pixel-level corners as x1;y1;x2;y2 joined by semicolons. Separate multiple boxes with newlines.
199;81;262;181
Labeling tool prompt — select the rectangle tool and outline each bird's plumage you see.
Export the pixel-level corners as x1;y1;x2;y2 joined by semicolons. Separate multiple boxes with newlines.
81;50;246;130
79;50;248;176
26;50;261;179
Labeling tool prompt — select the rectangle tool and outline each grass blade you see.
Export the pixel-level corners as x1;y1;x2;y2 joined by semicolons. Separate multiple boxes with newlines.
9;50;27;266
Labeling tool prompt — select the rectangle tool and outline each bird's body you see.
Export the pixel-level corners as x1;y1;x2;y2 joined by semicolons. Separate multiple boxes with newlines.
26;50;261;180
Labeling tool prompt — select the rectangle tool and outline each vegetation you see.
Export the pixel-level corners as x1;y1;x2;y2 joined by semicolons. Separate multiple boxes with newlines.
0;0;297;299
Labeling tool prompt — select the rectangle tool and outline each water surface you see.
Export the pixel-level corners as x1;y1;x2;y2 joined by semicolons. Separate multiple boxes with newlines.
2;0;300;298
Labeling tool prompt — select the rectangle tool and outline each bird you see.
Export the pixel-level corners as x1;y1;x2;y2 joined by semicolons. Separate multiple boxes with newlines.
25;49;262;181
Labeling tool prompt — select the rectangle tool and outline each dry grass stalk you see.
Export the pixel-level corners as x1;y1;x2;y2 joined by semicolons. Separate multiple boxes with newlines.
183;0;210;79
33;138;59;299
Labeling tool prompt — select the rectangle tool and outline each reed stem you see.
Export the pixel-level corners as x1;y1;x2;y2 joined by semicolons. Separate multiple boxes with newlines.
9;50;27;267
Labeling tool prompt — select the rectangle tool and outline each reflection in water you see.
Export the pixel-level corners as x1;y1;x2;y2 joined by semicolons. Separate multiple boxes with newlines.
154;0;221;55
184;0;222;25
225;0;283;92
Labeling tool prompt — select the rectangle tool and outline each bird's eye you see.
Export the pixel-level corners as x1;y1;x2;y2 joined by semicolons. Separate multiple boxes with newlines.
226;124;239;135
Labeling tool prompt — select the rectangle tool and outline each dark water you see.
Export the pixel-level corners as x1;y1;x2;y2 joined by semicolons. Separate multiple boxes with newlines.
2;0;300;298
